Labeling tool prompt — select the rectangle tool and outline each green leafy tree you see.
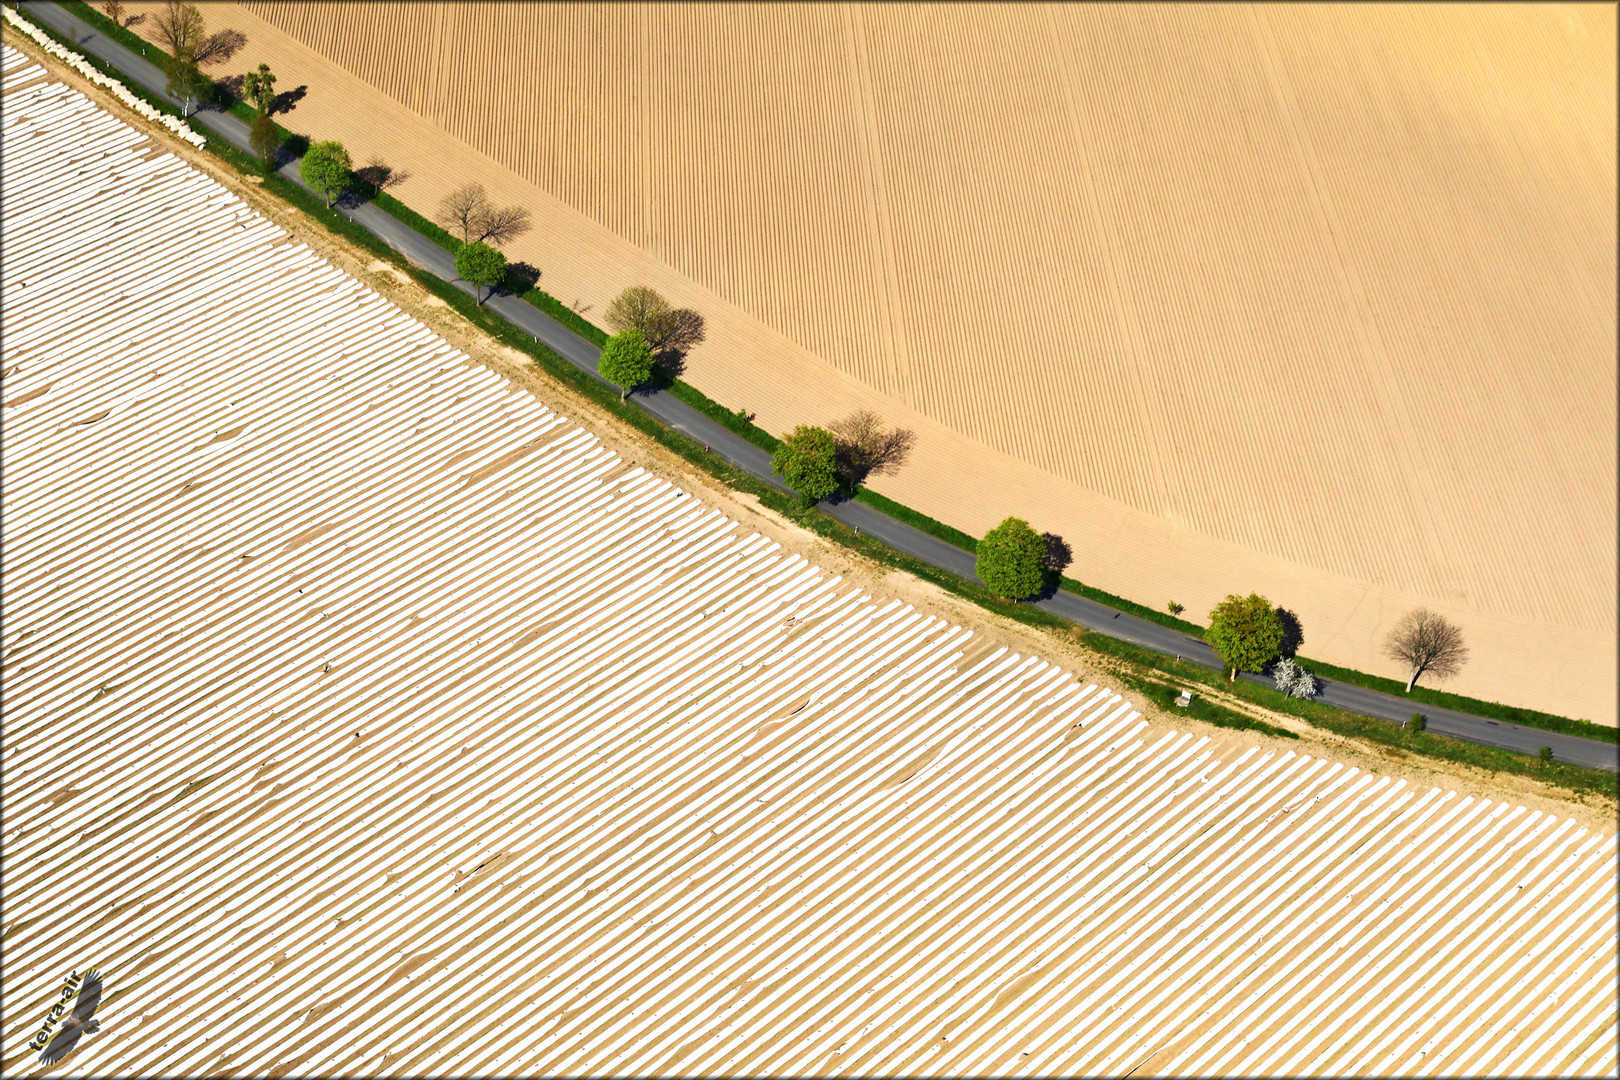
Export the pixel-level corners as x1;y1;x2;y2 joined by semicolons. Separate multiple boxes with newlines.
974;517;1047;600
165;56;210;117
771;425;841;506
249;112;280;169
454;241;507;306
596;328;655;402
242;63;276;113
299;140;352;208
1205;593;1284;681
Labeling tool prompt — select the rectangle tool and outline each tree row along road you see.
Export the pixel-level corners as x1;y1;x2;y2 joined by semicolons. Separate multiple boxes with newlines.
24;0;1616;773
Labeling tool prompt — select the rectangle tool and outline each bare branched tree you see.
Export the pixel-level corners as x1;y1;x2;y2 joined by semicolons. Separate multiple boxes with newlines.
433;183;532;246
603;287;706;372
1383;608;1468;692
193;27;247;66
435;184;487;244
605;285;670;339
101;1;127;26
827;409;917;489
152;1;204;58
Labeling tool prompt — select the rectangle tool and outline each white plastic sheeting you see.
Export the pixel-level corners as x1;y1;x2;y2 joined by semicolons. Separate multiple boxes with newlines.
2;50;1615;1079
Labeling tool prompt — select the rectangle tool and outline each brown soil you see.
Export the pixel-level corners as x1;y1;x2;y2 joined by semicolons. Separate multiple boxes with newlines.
11;20;1608;837
108;1;1616;725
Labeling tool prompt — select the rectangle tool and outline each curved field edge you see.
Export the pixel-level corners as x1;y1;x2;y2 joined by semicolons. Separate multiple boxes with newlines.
7;56;1615;1077
37;0;1617;746
16;3;1616;778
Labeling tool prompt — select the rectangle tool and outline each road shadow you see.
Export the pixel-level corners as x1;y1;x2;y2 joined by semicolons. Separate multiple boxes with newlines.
275;132;309;170
490;261;541;300
643;368;679;396
213;72;244;108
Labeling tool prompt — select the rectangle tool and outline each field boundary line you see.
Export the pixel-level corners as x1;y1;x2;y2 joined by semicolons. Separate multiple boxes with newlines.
14;0;1617;770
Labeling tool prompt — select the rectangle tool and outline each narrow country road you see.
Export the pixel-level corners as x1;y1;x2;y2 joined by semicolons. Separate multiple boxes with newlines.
21;0;1616;773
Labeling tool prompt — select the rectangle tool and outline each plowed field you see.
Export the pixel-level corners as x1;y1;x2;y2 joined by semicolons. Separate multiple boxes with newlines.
119;2;1616;723
4;50;1615;1075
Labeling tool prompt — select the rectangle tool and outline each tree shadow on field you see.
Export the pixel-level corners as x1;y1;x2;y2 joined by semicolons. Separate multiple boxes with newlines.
342;158;410;208
269;84;307;117
213;72;244;110
1276;607;1304;658
353;158;410;193
1033;531;1073;600
650;308;705;380
652;346;688;379
195;28;248;68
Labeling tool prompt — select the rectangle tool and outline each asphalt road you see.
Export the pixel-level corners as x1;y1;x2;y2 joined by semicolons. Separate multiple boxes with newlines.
24;0;1617;773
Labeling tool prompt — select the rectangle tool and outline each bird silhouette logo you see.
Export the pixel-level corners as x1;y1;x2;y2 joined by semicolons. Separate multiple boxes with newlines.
35;968;103;1065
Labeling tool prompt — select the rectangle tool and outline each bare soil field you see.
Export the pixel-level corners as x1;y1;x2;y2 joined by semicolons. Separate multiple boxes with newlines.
119;1;1617;726
4;44;1615;1076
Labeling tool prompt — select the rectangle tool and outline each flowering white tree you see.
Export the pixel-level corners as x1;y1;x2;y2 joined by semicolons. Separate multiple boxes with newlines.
1273;658;1319;700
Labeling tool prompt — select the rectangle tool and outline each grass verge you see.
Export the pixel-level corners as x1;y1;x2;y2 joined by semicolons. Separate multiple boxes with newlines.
843;489;1209;637
1082;633;1618;802
1109;668;1298;741
59;0;159;60
29;0;1614;755
1287;655;1615;743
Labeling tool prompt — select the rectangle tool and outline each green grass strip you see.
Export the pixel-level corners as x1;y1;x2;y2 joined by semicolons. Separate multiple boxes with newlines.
1286;655;1616;742
32;0;1613;750
1109;667;1298;741
1081;632;1618;801
850;488;979;550
59;0;159;59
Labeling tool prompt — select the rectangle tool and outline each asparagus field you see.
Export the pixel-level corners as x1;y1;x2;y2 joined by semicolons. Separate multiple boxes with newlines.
2;44;1614;1078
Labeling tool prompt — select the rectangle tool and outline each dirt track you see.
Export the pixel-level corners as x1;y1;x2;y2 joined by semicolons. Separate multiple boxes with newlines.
114;1;1617;724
